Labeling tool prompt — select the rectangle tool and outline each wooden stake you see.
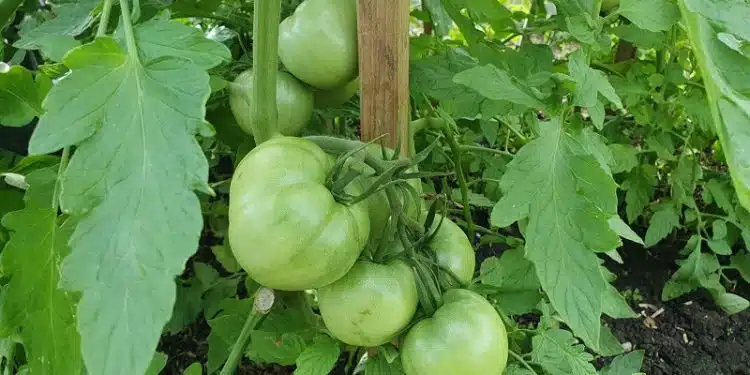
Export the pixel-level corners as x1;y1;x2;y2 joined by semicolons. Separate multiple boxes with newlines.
356;0;410;154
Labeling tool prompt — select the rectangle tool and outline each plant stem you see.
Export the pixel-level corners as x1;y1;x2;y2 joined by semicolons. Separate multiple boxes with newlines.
250;0;282;144
220;288;275;375
440;125;474;240
96;0;114;36
459;144;514;157
52;147;70;210
117;0;139;60
509;350;538;375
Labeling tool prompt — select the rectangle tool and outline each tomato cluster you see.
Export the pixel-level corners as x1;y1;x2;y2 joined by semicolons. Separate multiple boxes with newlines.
229;0;360;136
226;0;509;373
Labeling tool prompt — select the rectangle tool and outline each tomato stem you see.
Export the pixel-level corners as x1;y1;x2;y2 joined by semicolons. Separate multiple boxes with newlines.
117;0;139;60
96;0;114;36
219;288;274;375
250;0;282;143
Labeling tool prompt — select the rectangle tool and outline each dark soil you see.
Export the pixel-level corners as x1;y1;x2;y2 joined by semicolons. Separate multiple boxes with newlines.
605;239;750;375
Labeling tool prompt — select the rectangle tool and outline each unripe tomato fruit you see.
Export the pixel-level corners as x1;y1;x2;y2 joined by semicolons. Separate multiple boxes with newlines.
427;215;475;289
314;78;360;109
278;0;358;90
401;289;509;375
229;69;313;136
317;260;418;347
228;136;370;290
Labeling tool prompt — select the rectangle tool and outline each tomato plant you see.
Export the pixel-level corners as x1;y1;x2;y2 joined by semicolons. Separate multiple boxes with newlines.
401;289;509;375
1;0;749;374
229;68;314;136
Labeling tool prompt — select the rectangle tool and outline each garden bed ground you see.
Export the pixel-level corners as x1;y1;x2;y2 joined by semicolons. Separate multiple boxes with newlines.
158;229;750;375
604;239;750;375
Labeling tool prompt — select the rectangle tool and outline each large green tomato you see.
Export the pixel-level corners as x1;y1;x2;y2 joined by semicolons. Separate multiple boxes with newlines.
278;0;358;90
228;136;370;290
426;215;475;289
229;69;313;136
317;260;418;347
401;289;509;375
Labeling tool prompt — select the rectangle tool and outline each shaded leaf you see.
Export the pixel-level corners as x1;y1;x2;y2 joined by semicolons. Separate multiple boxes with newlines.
619;0;681;32
490;118;619;349
294;335;340;375
0;65;43;126
600;350;645;375
453;64;545;109
531;329;596;375
644;203;681;247
715;293;749;315
0;168;82;374
28;35;213;375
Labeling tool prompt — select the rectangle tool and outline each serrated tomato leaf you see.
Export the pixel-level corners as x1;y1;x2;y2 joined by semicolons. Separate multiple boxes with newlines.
531;329;596;375
600;350;645;375
680;0;750;214
490;118;619;350
294;334;340;375
27;35;212;375
0;65;43;126
619;0;681;32
0;168;82;374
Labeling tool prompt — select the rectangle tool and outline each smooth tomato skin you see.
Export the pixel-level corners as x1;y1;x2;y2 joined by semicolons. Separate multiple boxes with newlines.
228;136;370;290
278;0;358;90
401;289;509;375
314;78;360;109
427;215;476;288
229;69;313;136
317;260;418;347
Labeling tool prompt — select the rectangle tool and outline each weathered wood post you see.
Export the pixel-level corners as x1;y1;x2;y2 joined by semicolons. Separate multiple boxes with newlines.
356;0;411;153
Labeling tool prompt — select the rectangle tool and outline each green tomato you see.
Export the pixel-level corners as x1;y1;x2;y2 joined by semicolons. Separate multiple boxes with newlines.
228;136;370;290
401;289;509;375
228;69;313;137
314;78;360;109
278;0;358;90
601;0;619;12
427;215;475;289
317;260;418;347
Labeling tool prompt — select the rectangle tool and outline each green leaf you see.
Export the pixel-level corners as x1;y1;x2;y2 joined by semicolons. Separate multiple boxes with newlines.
0;64;43;126
622;165;657;223
183;362;203;375
566;15;602;46
365;353;404;375
608;144;639;174
670;156;702;207
453;64;545;109
410;49;511;119
13;0;99;61
0;168;83;374
608;216;644;245
705;178;736;216
680;0;750;214
211;244;241;272
662;242;720;301
597;324;625;356
207;299;254;373
490;118;620;350
480;248;540;290
600;350;645;375
164;280;204;334
115;16;231;69
612;25;667;49
531;329;597;375
730;252;750;283
27;35;212;375
706;238;732;255
645;133;675;160
567;50;623;109
602;282;638;319
588;100;605;130
644;203;681;247
618;0;681;32
422;0;453;36
715;293;750;314
246;308;315;365
294;335;340;375
145;352;168;375
504;364;536;375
